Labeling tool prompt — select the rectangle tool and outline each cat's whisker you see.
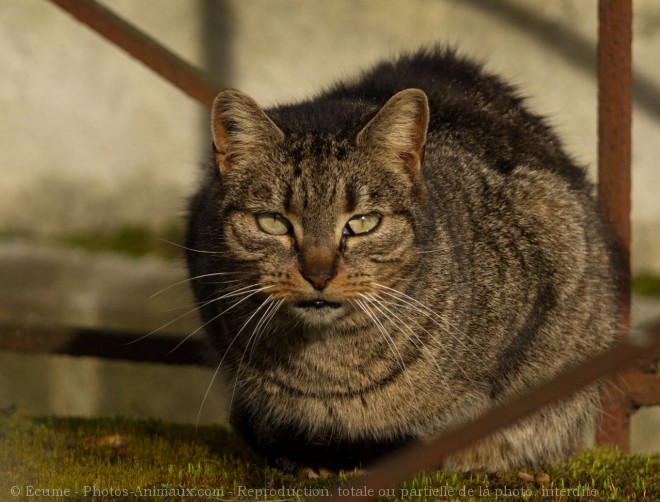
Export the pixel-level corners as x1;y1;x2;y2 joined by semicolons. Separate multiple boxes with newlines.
354;297;415;394
167;285;273;356
363;292;430;348
175;282;268;314
141;282;266;332
365;293;455;365
230;298;286;417
163;292;238;312
196;287;276;428
361;292;452;394
374;283;482;357
366;292;475;387
159;238;222;255
149;273;244;299
242;298;278;363
382;293;483;372
129;282;267;349
413;241;464;255
228;295;277;416
248;299;284;362
125;303;209;346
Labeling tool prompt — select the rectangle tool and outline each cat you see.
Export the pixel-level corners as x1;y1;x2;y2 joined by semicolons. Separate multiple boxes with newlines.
185;47;620;472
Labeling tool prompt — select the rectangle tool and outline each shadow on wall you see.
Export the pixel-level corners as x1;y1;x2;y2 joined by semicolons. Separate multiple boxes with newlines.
464;0;660;120
202;0;235;133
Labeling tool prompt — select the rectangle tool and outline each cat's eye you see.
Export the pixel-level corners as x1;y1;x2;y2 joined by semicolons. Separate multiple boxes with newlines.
256;213;293;235
344;214;381;236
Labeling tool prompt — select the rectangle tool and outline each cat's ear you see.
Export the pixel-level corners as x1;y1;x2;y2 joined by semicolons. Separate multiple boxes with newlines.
356;88;429;171
211;90;285;174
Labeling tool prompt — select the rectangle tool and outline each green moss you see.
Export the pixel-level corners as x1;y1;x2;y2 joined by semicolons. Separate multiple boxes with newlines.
0;413;328;501
56;223;184;261
1;413;658;501
632;274;660;298
394;449;659;501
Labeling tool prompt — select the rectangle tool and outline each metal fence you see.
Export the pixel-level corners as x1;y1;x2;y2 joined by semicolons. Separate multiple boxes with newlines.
4;0;659;497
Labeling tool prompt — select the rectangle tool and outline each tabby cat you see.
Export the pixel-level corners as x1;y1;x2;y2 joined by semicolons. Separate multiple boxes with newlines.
185;48;619;471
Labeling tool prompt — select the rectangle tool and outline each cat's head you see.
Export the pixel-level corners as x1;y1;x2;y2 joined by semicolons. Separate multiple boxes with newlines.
208;88;431;327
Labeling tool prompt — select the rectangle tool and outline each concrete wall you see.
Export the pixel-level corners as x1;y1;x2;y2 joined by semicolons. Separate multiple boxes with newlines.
0;0;206;235
1;0;659;447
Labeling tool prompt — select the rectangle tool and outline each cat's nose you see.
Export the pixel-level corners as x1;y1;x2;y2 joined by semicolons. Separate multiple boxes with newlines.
300;244;336;290
303;271;334;290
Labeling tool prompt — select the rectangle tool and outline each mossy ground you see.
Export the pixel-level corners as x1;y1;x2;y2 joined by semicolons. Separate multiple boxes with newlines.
1;412;658;501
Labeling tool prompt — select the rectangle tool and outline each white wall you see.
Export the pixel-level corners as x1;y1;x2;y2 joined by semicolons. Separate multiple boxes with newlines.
1;0;658;270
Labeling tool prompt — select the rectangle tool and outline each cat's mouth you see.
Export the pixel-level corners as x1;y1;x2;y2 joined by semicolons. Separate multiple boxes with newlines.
294;299;342;309
290;298;345;326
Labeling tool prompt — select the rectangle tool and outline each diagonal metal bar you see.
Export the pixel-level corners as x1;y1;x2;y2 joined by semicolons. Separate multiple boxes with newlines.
317;323;660;502
596;0;633;450
46;0;222;108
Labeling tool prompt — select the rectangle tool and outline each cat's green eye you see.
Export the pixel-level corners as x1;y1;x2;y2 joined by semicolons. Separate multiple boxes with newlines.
344;214;381;236
256;213;293;235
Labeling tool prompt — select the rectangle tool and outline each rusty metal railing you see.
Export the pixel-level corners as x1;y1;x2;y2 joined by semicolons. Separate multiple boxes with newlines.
48;0;221;108
595;0;635;450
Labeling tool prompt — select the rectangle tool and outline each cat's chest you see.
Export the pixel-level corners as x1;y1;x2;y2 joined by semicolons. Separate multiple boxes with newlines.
242;347;481;440
250;332;400;394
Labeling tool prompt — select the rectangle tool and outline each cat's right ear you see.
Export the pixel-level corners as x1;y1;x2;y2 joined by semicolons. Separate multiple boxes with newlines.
211;90;285;174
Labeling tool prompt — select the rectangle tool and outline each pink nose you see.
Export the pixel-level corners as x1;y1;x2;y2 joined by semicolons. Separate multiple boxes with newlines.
303;272;333;291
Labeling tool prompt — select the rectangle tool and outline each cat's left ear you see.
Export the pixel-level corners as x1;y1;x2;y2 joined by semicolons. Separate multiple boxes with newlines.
356;88;429;171
211;90;285;174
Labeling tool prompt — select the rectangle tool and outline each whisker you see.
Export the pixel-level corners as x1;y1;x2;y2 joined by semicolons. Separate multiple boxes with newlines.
374;283;481;355
229;298;285;417
159;238;222;255
354;297;414;393
366;292;473;387
167;285;273;356
149;273;246;299
128;283;267;347
195;287;275;427
248;299;284;361
363;292;445;381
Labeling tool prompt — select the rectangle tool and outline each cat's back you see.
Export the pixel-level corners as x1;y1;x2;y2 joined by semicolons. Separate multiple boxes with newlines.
325;48;509;107
323;48;585;186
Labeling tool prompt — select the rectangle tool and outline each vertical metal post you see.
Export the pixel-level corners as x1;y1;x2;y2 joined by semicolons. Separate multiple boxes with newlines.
596;0;632;450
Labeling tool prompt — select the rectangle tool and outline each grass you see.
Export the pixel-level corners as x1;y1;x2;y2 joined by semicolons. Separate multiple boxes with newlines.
1;412;658;501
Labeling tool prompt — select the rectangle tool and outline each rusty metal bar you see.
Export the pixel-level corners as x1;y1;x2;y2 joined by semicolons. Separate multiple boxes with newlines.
46;0;221;109
318;324;660;502
0;325;208;366
595;0;633;450
622;373;660;406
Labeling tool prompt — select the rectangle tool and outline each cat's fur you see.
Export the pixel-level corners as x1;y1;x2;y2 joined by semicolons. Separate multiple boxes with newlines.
185;48;619;471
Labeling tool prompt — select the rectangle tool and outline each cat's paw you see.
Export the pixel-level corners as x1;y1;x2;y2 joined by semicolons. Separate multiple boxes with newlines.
272;456;335;479
302;467;334;480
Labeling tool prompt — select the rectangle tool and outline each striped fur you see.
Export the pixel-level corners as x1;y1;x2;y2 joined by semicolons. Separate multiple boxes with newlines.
185;48;620;471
